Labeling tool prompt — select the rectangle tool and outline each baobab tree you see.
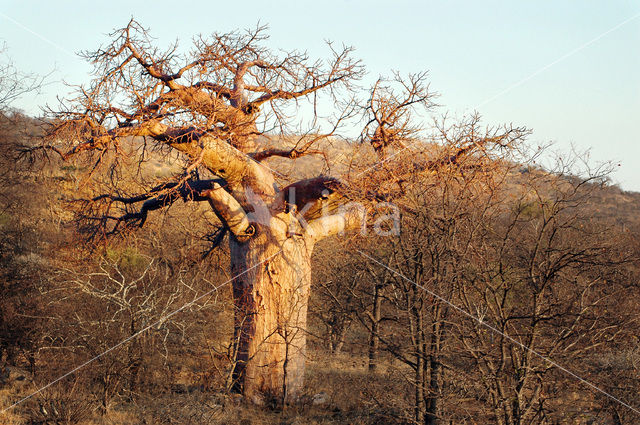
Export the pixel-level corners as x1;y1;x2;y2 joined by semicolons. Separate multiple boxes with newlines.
42;20;370;405
40;20;515;405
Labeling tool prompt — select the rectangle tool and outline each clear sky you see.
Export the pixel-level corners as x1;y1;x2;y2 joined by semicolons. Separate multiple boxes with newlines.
1;1;639;190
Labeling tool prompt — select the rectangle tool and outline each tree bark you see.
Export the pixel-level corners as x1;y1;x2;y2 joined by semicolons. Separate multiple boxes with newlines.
414;308;426;424
368;282;382;371
425;310;444;425
329;318;351;354
228;217;314;405
425;343;441;425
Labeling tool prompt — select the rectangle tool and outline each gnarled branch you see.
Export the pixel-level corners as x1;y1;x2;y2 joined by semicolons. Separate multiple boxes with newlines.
362;71;434;156
203;182;254;241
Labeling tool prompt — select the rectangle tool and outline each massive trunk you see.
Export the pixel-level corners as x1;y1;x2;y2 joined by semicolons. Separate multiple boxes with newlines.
228;217;313;405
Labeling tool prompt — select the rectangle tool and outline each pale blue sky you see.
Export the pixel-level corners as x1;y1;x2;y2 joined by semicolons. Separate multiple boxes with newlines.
1;1;639;190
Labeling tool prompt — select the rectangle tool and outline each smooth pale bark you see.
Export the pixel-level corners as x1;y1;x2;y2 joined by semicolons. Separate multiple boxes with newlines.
229;215;314;404
204;182;254;241
228;210;362;404
305;209;365;242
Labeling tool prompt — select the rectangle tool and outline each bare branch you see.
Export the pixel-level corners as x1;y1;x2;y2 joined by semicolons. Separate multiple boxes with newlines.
361;71;435;156
203;182;254;241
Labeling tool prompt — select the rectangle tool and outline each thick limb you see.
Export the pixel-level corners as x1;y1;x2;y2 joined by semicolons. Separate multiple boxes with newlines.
65;123;276;202
304;207;366;243
203;182;254;241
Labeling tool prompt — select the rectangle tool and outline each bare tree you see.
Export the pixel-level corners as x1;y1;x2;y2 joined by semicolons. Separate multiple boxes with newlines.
310;241;365;354
353;114;528;425
449;158;635;425
0;45;45;110
360;71;434;157
40;20;370;405
60;249;200;411
0;47;49;381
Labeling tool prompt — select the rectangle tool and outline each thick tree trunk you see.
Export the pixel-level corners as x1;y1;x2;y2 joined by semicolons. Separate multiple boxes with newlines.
228;218;313;405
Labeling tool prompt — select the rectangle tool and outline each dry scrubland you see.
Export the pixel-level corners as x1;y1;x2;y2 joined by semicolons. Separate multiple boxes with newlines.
1;21;640;424
0;112;639;425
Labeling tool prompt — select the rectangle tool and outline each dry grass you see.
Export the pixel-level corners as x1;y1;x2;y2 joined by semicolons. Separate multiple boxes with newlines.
1;387;25;425
0;349;413;425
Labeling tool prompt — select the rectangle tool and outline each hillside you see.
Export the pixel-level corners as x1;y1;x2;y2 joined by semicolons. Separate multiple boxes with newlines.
1;113;640;425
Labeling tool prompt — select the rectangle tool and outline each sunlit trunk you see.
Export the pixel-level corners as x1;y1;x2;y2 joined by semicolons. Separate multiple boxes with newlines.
228;219;313;405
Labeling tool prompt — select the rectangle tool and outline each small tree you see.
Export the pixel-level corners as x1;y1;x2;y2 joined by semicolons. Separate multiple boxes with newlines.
0;45;45;110
0;47;48;375
364;117;524;425
452;159;631;424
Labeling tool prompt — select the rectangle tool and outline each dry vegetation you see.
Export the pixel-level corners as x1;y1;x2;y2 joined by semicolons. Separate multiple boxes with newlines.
1;23;640;425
